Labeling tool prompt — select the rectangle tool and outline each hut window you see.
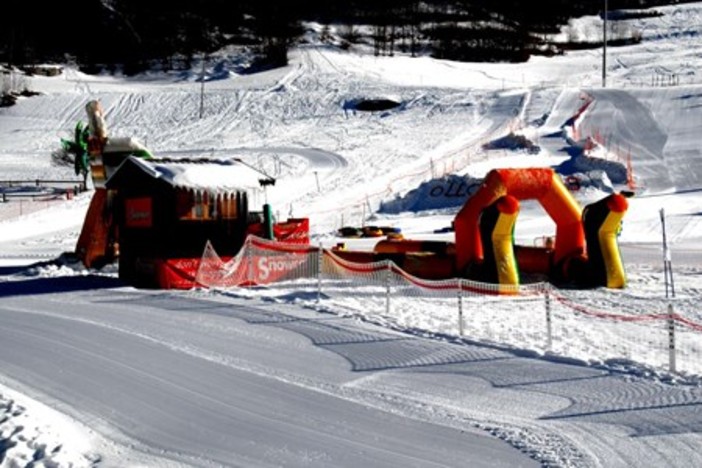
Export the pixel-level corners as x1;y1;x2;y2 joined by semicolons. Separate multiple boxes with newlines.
176;189;193;218
218;194;238;219
177;190;215;221
194;192;205;218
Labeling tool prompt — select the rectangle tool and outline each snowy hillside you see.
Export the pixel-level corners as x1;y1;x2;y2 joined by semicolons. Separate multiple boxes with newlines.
1;3;702;467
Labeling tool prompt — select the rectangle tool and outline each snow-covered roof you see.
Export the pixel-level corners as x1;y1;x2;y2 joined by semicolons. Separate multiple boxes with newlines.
110;156;273;194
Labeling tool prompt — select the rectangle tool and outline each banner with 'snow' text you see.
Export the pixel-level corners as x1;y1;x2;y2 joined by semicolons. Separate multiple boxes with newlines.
196;236;319;288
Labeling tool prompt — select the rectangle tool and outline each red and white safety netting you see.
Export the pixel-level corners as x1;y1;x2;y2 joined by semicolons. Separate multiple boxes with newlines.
196;236;702;377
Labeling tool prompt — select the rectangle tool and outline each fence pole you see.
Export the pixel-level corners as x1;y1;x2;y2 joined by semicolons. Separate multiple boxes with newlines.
545;285;553;352
385;261;392;316
660;208;676;298
457;279;464;337
668;303;676;374
246;237;254;285
316;242;323;309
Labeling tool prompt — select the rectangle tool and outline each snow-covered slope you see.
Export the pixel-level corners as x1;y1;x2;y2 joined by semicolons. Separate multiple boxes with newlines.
1;3;702;467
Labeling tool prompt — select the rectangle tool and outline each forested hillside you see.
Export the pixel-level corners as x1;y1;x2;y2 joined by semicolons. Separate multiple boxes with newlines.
1;0;695;73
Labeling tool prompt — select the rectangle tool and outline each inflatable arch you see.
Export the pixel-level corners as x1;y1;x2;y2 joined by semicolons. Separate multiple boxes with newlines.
454;168;584;274
454;167;628;288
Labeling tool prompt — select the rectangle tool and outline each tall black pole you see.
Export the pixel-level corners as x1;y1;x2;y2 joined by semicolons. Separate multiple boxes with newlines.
199;55;206;119
660;208;675;298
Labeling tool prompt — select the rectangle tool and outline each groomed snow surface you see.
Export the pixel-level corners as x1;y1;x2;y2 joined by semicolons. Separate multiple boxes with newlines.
2;3;702;467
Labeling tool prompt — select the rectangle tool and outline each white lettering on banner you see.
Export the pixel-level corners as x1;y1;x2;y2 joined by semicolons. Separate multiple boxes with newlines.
278;231;309;241
257;255;306;281
168;259;200;270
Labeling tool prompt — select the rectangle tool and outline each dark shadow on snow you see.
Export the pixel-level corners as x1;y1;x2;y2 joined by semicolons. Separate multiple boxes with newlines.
541;396;702;437
345;98;401;112
0;275;123;298
343;98;403;118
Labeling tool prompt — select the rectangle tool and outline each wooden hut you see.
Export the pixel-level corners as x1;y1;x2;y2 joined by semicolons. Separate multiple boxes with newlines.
106;156;271;288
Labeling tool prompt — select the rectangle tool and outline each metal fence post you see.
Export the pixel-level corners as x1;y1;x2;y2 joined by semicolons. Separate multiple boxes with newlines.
661;208;676;299
316;242;323;309
668;303;676;374
457;279;464;337
385;261;392;316
545;285;553;352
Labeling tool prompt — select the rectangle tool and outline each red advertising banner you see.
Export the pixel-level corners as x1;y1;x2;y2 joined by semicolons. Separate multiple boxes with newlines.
155;258;201;289
273;218;310;244
246;218;310;244
154;245;315;289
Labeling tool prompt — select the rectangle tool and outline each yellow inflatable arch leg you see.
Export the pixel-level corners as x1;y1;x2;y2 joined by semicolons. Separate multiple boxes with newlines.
582;193;629;288
478;195;520;290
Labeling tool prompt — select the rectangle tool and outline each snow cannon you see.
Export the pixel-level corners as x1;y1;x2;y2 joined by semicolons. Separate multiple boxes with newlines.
581;193;629;288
